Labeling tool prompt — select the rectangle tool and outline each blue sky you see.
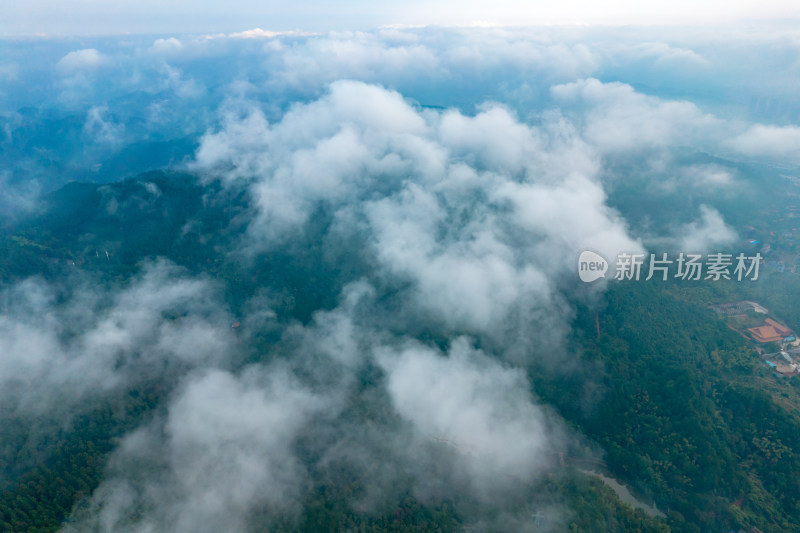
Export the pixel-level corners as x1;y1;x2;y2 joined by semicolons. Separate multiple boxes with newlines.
3;0;800;36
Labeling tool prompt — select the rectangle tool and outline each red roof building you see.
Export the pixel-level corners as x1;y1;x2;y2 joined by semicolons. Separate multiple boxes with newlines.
748;318;793;343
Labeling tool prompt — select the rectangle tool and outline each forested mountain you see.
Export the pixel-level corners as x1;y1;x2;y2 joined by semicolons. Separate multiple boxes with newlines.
2;172;800;532
3;21;800;533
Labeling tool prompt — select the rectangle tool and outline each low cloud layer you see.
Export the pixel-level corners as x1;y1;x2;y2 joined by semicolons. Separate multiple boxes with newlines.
377;338;557;487
64;366;324;533
0;24;796;532
1;25;798;207
675;205;739;253
0;261;235;416
56;276;572;532
57;48;109;71
728;124;800;164
193;80;641;339
39;78;648;530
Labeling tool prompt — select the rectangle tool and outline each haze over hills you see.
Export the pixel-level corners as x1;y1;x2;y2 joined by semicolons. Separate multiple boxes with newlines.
1;22;800;533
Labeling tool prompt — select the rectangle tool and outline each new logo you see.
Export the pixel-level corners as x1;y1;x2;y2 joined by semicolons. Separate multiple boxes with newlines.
578;250;608;283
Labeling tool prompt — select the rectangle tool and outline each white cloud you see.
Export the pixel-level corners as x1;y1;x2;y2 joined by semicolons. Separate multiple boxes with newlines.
229;28;317;39
57;48;108;71
192;81;641;337
0;169;40;218
63;366;324;533
676;205;738;253
0;261;235;415
267;32;440;91
681;164;734;188
366;186;552;332
441;30;597;81
377;338;556;486
83;105;126;145
728;124;800;164
150;37;184;53
551;78;720;153
614;41;710;67
437;105;540;173
159;63;204;98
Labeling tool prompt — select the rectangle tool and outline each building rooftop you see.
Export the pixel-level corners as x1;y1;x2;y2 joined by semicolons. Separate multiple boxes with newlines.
748;319;793;343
